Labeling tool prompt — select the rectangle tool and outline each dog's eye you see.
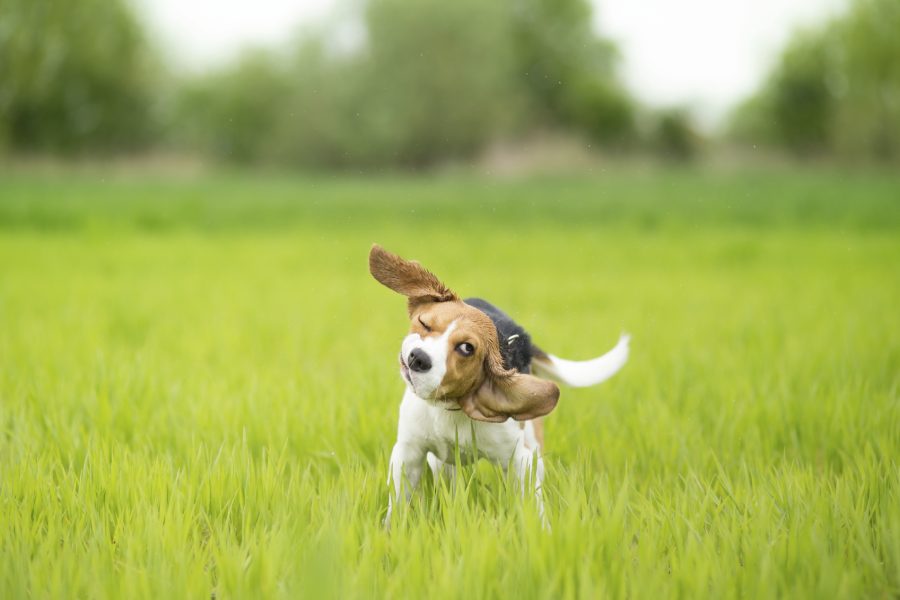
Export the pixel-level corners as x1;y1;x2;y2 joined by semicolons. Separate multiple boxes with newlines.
418;316;432;332
455;342;475;357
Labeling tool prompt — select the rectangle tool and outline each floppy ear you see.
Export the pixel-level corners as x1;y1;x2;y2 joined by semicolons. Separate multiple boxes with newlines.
458;341;560;423
369;244;458;312
458;374;560;422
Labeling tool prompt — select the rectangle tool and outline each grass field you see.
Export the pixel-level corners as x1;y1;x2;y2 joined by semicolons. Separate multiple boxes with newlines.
1;168;898;598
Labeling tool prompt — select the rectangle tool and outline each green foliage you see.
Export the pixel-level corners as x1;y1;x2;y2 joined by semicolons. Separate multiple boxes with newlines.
561;78;635;146
172;0;634;168
832;0;900;158
731;0;900;161
512;0;635;145
176;1;519;168
769;33;835;152
251;37;371;168
1;169;899;597
731;31;835;154
0;0;159;154
174;51;294;164
650;108;701;161
361;0;518;166
0;0;635;166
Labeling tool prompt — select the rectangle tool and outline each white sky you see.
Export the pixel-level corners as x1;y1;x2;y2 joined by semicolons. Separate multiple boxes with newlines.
137;0;846;129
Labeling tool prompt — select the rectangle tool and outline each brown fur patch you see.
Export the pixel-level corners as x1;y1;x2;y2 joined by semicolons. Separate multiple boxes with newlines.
410;301;559;422
370;244;560;423
412;301;502;400
369;245;458;314
532;418;545;448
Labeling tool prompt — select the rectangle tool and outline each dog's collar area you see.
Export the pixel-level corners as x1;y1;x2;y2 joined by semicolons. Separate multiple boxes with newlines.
431;395;462;412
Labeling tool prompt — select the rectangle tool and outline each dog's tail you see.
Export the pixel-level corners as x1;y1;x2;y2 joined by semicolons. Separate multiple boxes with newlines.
531;333;630;387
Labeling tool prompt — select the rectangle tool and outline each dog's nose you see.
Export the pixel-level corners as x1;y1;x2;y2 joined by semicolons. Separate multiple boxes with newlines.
408;348;432;373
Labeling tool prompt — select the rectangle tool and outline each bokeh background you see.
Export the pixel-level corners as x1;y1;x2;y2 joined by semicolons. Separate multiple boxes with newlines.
1;1;899;598
2;0;898;166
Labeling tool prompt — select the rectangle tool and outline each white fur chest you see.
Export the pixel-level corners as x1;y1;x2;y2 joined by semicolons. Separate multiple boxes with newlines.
395;388;524;466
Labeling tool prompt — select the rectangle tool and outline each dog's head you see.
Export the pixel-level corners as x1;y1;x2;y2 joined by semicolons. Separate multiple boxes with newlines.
369;244;559;422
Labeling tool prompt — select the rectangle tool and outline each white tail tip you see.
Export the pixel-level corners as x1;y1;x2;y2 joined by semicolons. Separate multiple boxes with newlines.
534;333;630;387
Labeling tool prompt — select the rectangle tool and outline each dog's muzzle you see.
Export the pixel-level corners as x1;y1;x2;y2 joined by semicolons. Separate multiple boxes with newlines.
407;348;432;373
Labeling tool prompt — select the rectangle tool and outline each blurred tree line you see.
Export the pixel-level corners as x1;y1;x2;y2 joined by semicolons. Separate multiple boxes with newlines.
3;0;700;167
0;0;160;154
3;0;896;166
174;0;644;168
731;0;900;163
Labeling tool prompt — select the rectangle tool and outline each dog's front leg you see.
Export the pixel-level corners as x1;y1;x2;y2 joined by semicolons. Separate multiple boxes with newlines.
427;452;457;491
384;441;425;529
513;444;548;528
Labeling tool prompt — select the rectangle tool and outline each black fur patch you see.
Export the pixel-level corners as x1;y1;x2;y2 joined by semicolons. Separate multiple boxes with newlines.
464;298;533;374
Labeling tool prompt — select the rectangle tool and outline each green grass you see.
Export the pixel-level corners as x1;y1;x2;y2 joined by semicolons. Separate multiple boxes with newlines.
1;167;898;598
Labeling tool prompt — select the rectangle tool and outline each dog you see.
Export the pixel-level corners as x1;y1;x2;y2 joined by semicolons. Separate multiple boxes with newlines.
369;245;629;526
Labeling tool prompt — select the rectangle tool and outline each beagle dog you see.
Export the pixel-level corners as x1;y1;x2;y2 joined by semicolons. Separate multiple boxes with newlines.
369;245;629;526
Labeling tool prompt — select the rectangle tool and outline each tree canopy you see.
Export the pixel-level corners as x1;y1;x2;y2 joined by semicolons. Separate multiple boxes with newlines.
0;0;159;154
731;0;900;162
